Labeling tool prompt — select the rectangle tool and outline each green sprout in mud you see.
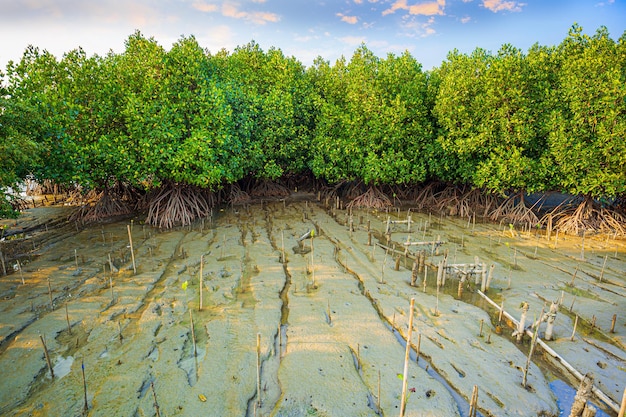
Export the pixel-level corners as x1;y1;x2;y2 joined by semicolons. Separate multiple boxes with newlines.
396;373;416;403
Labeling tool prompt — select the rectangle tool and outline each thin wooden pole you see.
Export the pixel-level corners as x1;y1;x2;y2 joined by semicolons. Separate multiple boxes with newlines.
82;360;88;413
618;386;626;417
151;381;161;417
610;314;617;334
416;333;421;363
399;298;415;417
40;335;54;378
189;310;197;357
47;277;54;310
65;303;72;335
17;259;24;285
571;315;579;341
127;225;136;274
523;309;543;387
199;255;203;311
257;333;262;408
377;369;381;412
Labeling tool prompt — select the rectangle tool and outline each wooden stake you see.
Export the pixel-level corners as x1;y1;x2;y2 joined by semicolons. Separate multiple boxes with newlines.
281;231;285;263
479;319;484;337
82;360;88;413
523;309;542;387
570;265;579;286
40;335;54;378
377;369;381;412
47;277;54;310
189;310;197;357
74;249;78;268
618;386;626;417
469;385;478;417
599;255;607;282
416;333;421;363
486;264;495;290
400;298;415;417
257;333;262;408
65;303;72;335
127;225;136;274
17;259;24;285
571;315;579;341
0;247;6;276
327;300;332;325
199;255;203;311
610;314;617;333
151;381;161;417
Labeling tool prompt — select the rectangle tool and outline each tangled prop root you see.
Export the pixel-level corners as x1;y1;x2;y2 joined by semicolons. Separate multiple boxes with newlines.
229;183;251;205
347;186;392;210
69;189;134;224
489;193;539;226
250;180;290;198
437;187;500;218
543;197;626;236
146;184;212;229
414;182;440;211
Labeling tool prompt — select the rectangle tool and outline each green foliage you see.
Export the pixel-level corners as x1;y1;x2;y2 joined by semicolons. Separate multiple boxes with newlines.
547;25;626;198
2;24;625;209
311;45;432;186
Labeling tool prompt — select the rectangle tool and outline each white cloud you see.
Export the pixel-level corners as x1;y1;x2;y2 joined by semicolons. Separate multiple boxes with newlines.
481;0;525;13
337;12;359;24
221;2;280;24
383;0;446;16
192;1;218;13
460;15;471;23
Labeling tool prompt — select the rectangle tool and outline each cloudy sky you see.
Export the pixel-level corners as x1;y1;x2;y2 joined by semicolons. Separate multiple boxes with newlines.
1;0;624;71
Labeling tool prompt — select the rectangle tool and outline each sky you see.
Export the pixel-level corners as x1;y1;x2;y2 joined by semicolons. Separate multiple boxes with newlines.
1;0;625;72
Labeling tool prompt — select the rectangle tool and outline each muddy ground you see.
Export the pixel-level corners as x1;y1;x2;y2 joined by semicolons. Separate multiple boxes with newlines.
0;194;624;417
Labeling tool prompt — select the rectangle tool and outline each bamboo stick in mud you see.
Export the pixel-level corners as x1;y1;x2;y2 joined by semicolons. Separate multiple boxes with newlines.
47;277;54;310
65;303;72;335
257;333;262;408
82;360;88;413
17;259;24;285
599;255;608;282
40;335;54;378
469;385;478;417
189;310;197;357
486;264;495;291
151;381;161;417
610;314;617;334
619;387;626;417
400;298;415;417
127;225;136;274
281;231;285;263
416;333;421;363
571;315;579;341
410;261;418;287
377;370;381;412
199;255;203;311
0;244;7;276
523;309;543;387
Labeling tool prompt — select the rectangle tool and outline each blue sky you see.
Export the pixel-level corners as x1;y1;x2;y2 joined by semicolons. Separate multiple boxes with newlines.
1;0;624;72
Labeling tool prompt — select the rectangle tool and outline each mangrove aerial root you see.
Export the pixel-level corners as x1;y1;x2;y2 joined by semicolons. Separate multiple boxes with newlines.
250;180;290;198
347;186;391;209
146;183;212;229
489;192;539;226
543;197;626;236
